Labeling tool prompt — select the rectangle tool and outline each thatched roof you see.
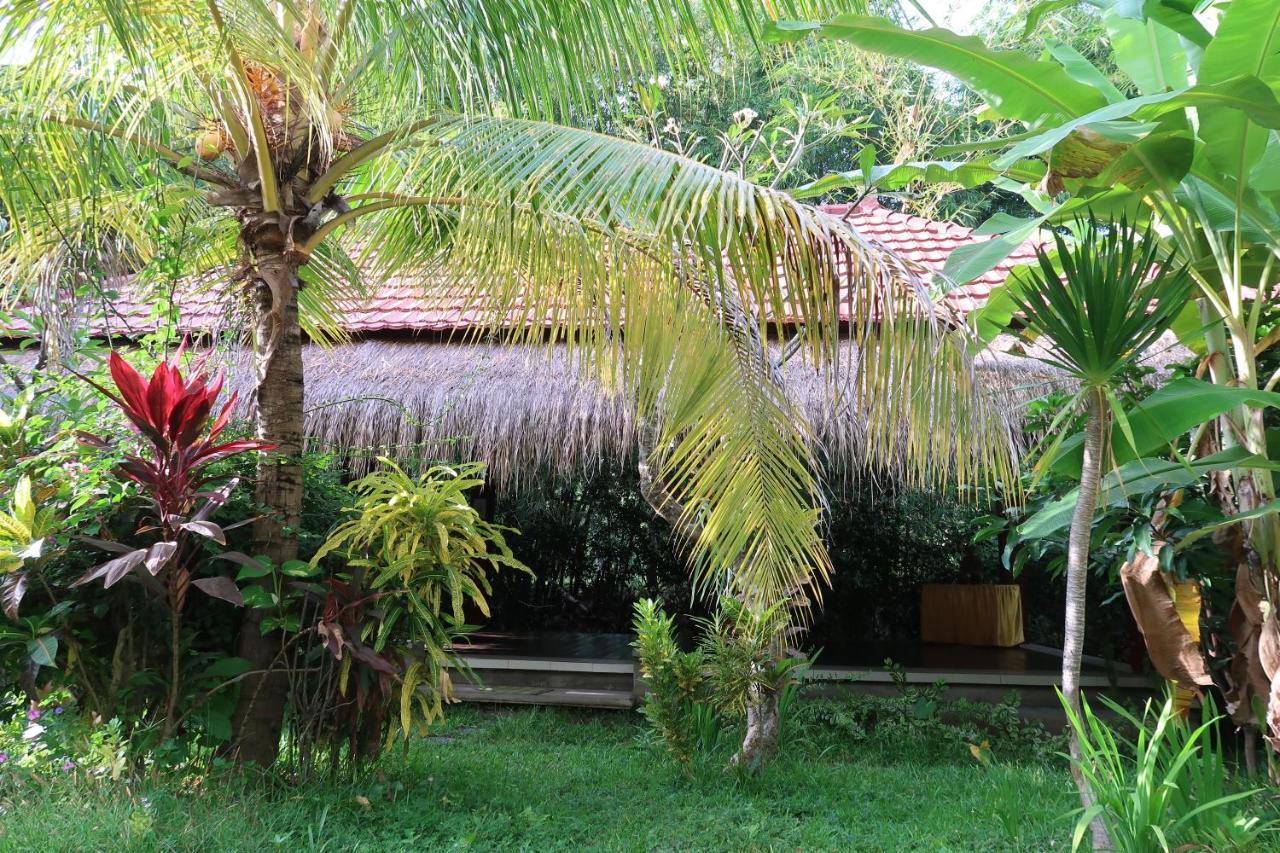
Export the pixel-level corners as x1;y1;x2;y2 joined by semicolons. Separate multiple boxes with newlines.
197;337;1077;487
1;196;1194;486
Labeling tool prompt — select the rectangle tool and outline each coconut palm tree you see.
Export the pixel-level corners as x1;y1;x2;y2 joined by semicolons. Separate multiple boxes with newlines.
1011;220;1193;849
0;0;1011;766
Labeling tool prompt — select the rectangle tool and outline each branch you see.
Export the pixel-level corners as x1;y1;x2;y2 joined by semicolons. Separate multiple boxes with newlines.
56;116;236;187
301;195;464;254
306;118;440;205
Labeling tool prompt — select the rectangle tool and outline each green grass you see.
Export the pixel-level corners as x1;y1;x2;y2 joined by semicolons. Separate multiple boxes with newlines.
0;705;1078;851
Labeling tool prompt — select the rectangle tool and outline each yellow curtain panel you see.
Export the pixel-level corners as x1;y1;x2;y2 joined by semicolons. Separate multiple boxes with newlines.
920;584;1025;647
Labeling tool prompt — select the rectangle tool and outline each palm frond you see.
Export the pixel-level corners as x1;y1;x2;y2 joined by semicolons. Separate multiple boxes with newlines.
338;117;1016;601
1012;220;1195;389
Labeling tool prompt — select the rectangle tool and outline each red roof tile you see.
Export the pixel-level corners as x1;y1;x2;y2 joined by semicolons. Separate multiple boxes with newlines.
2;198;1046;339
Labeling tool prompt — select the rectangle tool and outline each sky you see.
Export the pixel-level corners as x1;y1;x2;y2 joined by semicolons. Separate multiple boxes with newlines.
914;0;998;34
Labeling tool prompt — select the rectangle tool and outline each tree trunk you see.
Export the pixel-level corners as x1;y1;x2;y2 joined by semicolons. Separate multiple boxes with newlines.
230;248;305;768
1064;388;1111;850
731;680;780;769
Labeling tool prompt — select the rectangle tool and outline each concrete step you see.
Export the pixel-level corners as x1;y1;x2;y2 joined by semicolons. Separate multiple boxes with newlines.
453;683;635;709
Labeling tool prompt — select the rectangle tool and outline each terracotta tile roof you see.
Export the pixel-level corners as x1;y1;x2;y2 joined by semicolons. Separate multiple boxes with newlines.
1;198;1046;339
818;198;1046;314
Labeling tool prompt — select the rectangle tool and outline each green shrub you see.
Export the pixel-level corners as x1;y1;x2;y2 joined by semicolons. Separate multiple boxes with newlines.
1064;693;1277;852
0;690;128;785
790;664;1063;767
631;598;709;770
633;597;815;771
283;459;530;773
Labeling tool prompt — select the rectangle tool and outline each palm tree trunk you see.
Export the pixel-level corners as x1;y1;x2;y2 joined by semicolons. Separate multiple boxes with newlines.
230;247;305;767
1064;387;1111;850
732;676;781;768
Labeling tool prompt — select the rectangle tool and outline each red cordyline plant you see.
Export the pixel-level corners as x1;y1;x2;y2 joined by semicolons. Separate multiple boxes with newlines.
75;346;274;735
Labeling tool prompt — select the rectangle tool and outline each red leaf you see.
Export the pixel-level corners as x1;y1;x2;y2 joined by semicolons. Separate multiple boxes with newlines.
190;479;240;522
2;572;28;620
181;520;226;545
318;620;346;659
73;549;148;589
146;360;181;436
348;643;398;675
145;541;178;575
192;576;243;606
108;351;150;419
78;535;137;554
190;439;276;467
75;430;110;450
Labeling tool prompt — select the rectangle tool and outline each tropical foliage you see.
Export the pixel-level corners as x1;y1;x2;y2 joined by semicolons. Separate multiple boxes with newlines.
307;460;529;753
632;596;811;771
1008;220;1193;846
771;0;1280;764
73;349;270;735
1064;693;1276;852
0;0;1016;765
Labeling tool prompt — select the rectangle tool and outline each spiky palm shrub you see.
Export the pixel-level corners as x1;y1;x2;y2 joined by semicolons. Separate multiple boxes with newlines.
1012;220;1193;848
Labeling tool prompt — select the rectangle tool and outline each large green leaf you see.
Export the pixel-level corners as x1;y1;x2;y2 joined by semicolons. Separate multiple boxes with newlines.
767;15;1109;124
1175;498;1280;552
1139;0;1211;50
940;213;1049;286
995;78;1280;169
1051;378;1280;475
1177;170;1280;248
1105;12;1188;94
1196;0;1280;179
1020;447;1280;541
26;634;56;668
1045;40;1125;103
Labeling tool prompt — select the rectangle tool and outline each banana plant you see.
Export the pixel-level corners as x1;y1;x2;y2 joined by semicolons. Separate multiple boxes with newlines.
771;0;1280;763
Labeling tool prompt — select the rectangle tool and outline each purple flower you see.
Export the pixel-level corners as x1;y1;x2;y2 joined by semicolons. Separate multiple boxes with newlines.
26;708;41;721
54;706;64;716
0;753;9;763
61;758;75;772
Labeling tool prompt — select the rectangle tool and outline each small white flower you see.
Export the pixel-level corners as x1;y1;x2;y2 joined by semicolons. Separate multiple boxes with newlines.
732;107;758;128
662;117;680;136
656;74;670;90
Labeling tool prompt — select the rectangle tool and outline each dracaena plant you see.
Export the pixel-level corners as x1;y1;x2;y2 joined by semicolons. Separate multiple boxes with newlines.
0;476;60;621
75;348;274;736
305;460;529;759
1010;220;1192;848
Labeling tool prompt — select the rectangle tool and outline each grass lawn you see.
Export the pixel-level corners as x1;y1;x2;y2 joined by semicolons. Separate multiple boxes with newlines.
0;705;1078;851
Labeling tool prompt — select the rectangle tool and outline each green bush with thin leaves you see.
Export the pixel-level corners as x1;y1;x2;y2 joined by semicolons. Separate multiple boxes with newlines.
1064;692;1277;852
631;598;709;772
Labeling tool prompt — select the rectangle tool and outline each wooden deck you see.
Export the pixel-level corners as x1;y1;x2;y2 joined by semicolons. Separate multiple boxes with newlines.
447;632;1155;713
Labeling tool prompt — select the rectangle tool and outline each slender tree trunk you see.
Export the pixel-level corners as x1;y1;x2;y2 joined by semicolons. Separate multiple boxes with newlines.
732;677;780;768
163;604;182;741
230;246;305;767
1064;388;1111;850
